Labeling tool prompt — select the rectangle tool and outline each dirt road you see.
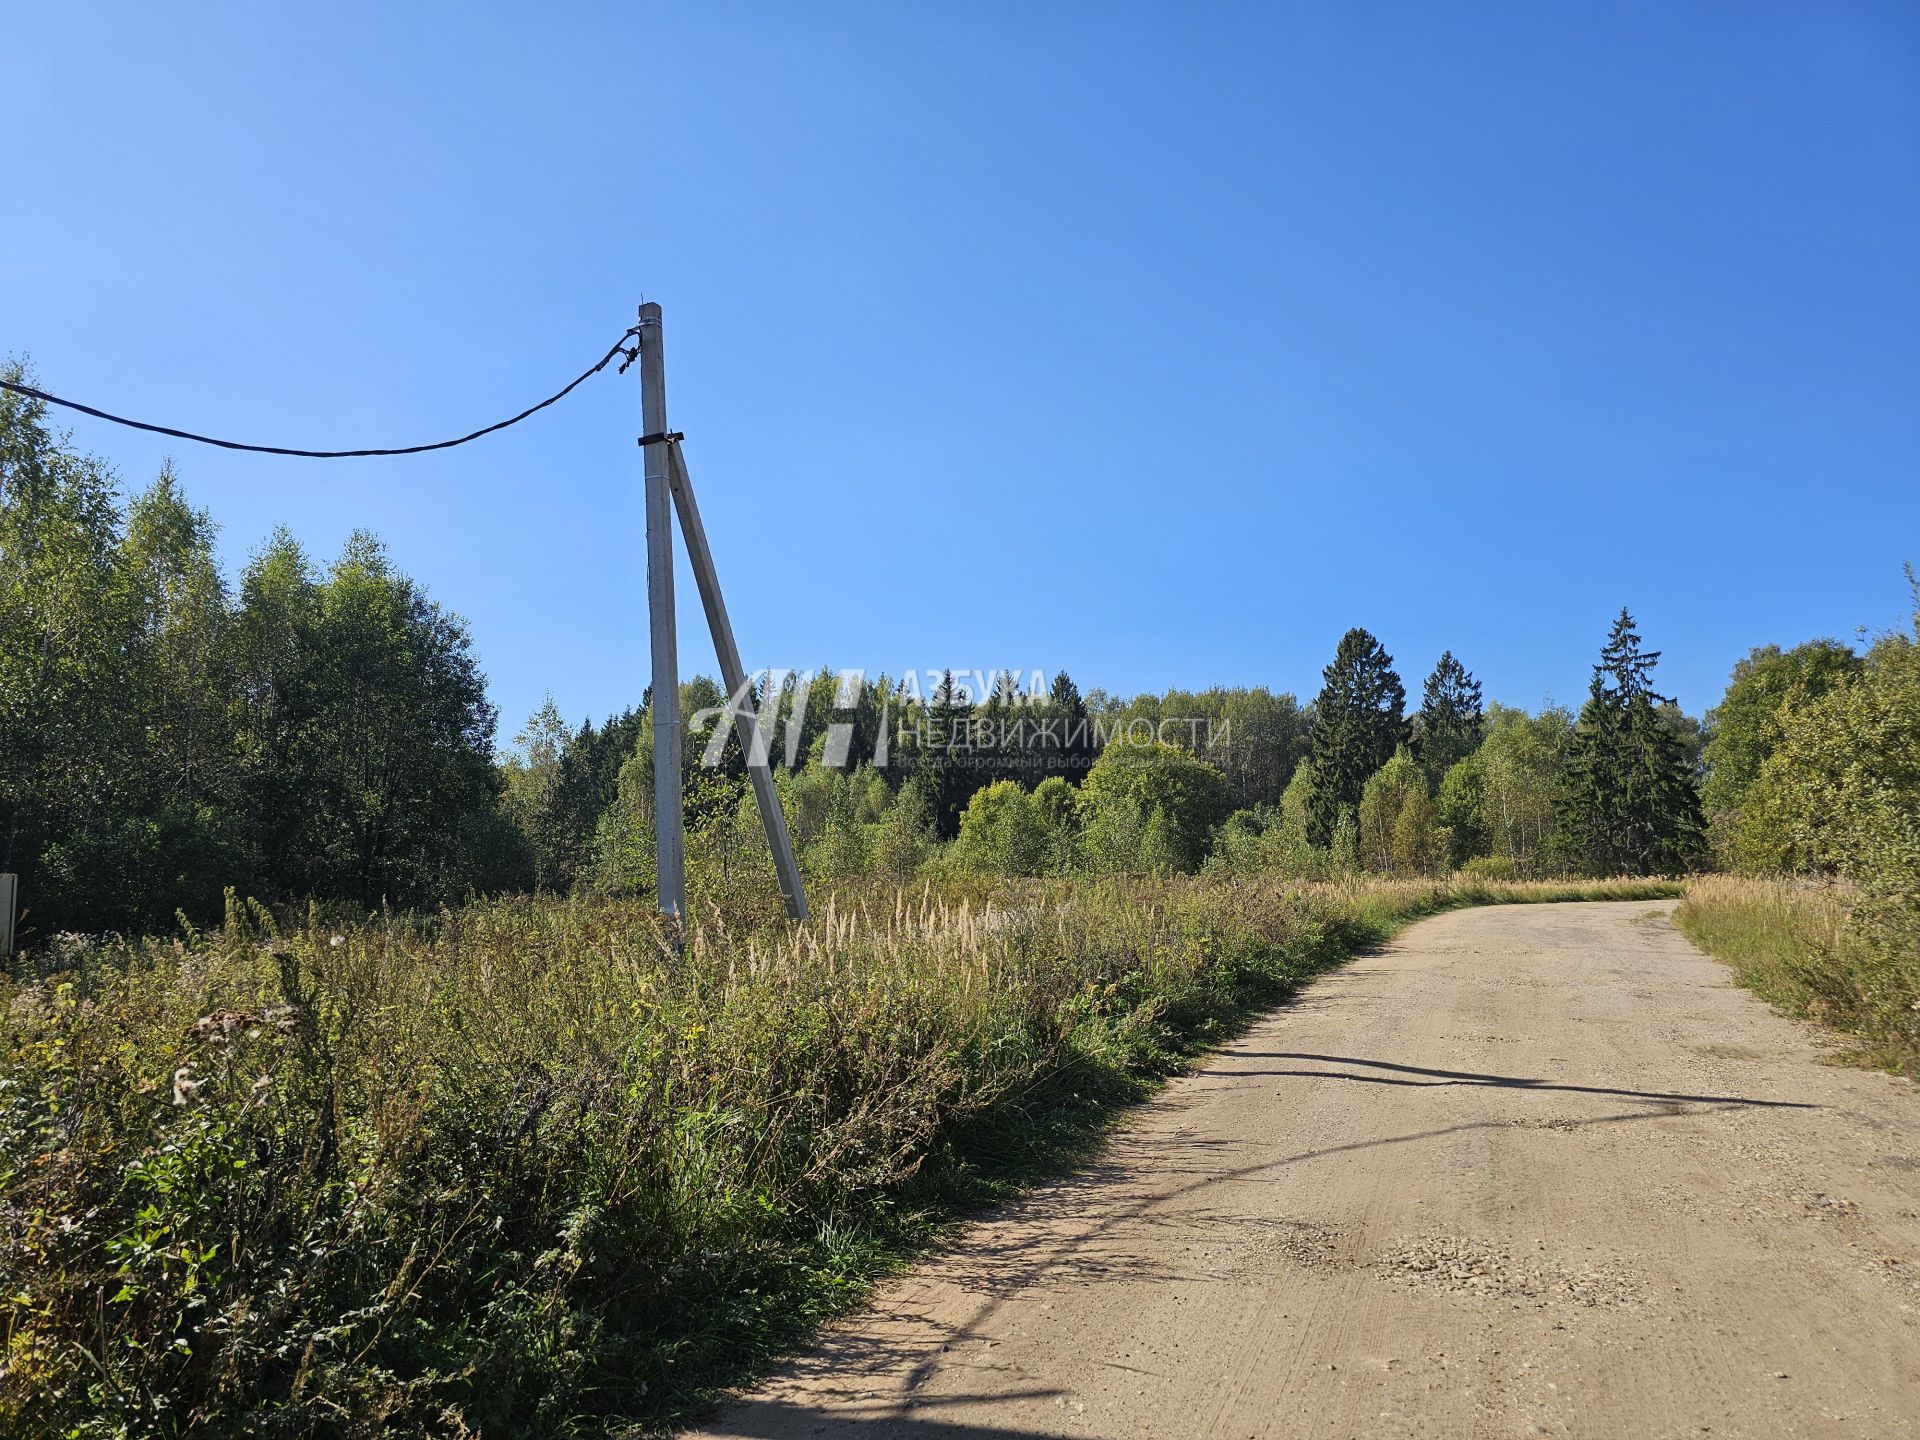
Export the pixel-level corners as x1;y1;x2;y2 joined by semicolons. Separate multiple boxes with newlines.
697;901;1920;1439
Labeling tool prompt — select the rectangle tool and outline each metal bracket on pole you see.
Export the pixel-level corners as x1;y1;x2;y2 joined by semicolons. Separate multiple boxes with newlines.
667;442;809;920
636;302;808;923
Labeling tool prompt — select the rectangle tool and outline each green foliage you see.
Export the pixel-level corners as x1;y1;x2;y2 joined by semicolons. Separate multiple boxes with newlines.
1278;760;1318;844
1203;808;1331;881
1391;787;1444;876
1307;628;1407;845
1092;687;1307;811
1357;748;1427;873
953;780;1047;877
1557;611;1704;875
1700;639;1861;858
868;777;938;882
502;697;572;888
1474;704;1575;874
0;398;1706;934
2;380;513;936
1682;582;1919;1075
1137;806;1184;875
1204;810;1265;877
1329;808;1360;874
1077;792;1147;874
539;707;648;891
919;670;979;837
1079;740;1232;873
1030;774;1078;832
1435;753;1485;867
1413;650;1484;785
1655;699;1706;778
1733;613;1920;895
2;382;156;929
277;531;510;906
1407;704;1576;877
1043;671;1099;782
1457;854;1519;882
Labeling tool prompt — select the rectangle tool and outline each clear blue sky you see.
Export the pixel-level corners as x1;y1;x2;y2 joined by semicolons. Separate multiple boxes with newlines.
6;3;1916;740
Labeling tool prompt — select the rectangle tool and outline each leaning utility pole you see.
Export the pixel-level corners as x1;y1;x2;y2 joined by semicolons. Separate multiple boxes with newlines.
636;302;808;922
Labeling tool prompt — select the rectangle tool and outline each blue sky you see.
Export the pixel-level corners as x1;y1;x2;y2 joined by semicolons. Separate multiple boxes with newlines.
5;3;1916;741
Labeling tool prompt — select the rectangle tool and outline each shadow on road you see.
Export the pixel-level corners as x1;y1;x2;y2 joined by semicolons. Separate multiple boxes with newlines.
713;1393;1067;1439
1215;1052;1818;1108
706;1102;1736;1433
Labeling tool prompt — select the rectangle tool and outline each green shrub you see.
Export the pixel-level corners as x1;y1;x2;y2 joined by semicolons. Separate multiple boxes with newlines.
1079;740;1231;873
952;780;1046;876
1458;855;1519;882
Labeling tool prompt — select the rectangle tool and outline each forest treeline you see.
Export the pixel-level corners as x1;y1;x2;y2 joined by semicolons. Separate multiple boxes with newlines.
3;376;1914;955
537;611;1705;918
2;381;520;937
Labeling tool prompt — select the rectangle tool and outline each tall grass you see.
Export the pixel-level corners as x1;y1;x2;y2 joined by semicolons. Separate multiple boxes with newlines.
1;874;1675;1438
1676;875;1920;1078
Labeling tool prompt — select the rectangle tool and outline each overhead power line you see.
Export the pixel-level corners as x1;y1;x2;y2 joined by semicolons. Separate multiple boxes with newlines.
0;326;643;458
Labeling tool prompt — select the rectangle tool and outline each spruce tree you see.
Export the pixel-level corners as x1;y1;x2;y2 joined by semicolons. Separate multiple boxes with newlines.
1046;670;1096;781
978;665;1025;788
922;670;977;837
1415;650;1485;783
1307;628;1407;845
1558;610;1705;875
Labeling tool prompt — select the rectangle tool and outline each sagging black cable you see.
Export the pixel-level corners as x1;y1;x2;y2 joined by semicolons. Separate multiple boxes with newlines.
0;327;642;458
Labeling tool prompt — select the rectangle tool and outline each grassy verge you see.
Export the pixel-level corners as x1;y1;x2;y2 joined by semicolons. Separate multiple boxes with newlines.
1675;874;1920;1079
2;874;1675;1438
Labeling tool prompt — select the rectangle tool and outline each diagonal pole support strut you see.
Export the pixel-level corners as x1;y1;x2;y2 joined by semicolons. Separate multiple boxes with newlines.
667;441;809;921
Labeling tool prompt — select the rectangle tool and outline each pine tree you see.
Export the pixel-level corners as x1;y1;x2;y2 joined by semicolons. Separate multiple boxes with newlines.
1307;628;1407;845
1415;650;1484;783
1558;610;1705;875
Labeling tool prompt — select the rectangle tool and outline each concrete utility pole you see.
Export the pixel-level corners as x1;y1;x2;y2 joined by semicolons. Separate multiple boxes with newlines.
636;301;807;922
637;302;687;919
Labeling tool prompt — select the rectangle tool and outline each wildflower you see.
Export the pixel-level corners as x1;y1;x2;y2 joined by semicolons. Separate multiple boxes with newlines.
329;935;345;948
171;1067;202;1106
187;1010;250;1044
